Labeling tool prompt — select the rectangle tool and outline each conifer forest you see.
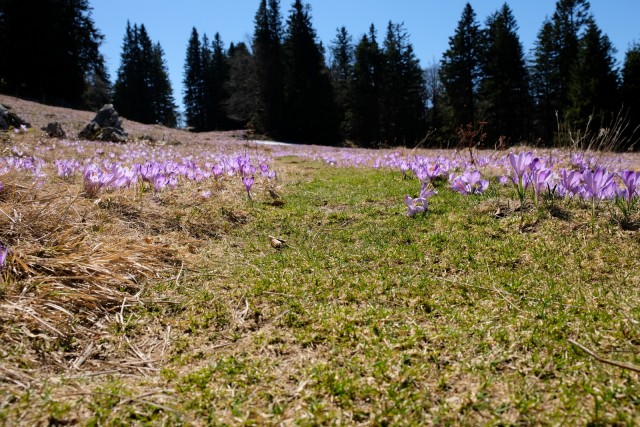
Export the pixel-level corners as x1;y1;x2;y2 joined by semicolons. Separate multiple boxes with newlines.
1;0;639;149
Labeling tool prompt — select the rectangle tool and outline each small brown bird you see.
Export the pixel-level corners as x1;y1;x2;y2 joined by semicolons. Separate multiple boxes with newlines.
268;235;287;249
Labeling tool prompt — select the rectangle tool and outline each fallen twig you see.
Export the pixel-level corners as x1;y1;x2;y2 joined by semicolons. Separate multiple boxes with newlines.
568;339;640;374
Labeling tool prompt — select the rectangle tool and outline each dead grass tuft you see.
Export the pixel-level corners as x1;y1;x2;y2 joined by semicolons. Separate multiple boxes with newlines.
0;164;249;390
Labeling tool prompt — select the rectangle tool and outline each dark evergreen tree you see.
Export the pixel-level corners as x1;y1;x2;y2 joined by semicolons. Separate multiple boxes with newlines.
350;25;382;147
225;42;258;127
253;0;286;137
440;3;483;130
183;28;206;130
531;0;591;140
424;62;446;145
567;18;619;131
479;4;531;145
113;22;177;126
149;42;178;127
282;0;338;144
203;33;230;130
0;0;108;108
530;20;559;142
379;22;427;146
330;26;354;141
83;55;112;110
113;22;148;122
622;43;640;149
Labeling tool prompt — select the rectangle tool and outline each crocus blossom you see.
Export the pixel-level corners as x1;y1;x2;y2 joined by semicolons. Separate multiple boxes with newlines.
449;170;489;195
582;167;617;202
242;176;255;199
405;182;436;217
0;244;8;270
557;169;582;198
531;167;553;206
619;170;640;202
509;152;534;182
509;151;533;202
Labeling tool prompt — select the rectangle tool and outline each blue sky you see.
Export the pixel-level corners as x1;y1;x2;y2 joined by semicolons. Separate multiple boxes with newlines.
91;0;640;113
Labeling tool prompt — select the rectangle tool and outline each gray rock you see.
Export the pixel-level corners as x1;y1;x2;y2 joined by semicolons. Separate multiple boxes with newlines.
42;122;66;138
78;104;128;142
0;104;31;130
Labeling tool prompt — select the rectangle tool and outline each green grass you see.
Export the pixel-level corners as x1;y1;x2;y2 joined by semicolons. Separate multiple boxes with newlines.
3;158;640;425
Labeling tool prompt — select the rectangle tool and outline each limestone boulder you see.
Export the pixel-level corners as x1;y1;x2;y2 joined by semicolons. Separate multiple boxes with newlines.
78;104;128;143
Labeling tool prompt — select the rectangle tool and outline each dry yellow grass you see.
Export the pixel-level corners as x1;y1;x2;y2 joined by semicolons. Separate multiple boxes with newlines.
0;95;274;394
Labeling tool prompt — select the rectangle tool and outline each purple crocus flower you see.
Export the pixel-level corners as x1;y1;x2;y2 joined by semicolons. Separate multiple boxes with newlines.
582;167;617;229
419;181;437;199
508;152;533;181
241;163;256;177
242;176;255;200
424;162;443;181
152;173;177;193
0;243;8;269
531;167;553;206
557;169;582;198
82;164;104;197
405;194;427;216
508;152;533;202
55;159;81;179
399;161;410;176
405;182;436;217
582;167;617;202
619;170;640;202
413;166;428;183
212;163;224;179
449;170;489;195
137;162;161;183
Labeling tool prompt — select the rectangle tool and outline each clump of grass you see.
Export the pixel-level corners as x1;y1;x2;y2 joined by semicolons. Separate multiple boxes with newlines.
0;153;267;402
556;108;640;152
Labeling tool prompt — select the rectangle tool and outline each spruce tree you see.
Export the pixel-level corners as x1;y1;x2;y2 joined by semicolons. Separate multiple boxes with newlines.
282;0;338;144
424;62;446;145
350;25;382;147
530;20;559;142
183;28;206;130
330;26;354;141
622;43;640;149
380;22;426;146
553;0;591;111
479;4;531;144
225;42;257;126
113;23;177;126
253;0;286;137
531;0;591;140
83;56;112;110
0;0;108;108
203;33;230;130
113;22;144;121
150;42;178;127
440;3;483;130
567;18;619;133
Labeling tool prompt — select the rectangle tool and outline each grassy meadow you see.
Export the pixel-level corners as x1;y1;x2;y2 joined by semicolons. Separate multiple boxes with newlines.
1;97;640;425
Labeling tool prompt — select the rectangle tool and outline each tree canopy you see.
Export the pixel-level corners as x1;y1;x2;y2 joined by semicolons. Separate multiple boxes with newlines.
113;22;177;126
0;0;109;109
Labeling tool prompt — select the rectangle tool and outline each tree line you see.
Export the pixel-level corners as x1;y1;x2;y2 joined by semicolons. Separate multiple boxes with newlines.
0;0;639;149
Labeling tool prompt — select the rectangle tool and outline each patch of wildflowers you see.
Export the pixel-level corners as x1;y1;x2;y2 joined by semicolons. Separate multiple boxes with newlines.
449;170;489;195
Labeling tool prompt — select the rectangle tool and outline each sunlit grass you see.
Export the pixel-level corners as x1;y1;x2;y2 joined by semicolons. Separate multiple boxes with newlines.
2;154;640;425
